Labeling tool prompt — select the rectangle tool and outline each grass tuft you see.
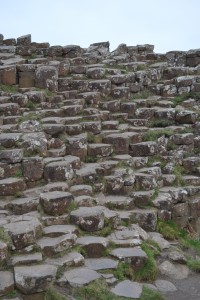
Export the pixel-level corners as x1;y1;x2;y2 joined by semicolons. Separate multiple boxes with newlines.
140;286;164;300
0;84;18;93
187;258;200;272
143;129;173;141
157;220;180;240
45;287;68;300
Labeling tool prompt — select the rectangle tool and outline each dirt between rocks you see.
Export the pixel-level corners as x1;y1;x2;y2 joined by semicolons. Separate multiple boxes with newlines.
165;274;200;300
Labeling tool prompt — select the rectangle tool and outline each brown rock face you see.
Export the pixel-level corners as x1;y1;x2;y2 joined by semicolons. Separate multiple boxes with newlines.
14;264;57;294
0;177;26;196
40;191;74;215
35;66;58;92
22;156;43;181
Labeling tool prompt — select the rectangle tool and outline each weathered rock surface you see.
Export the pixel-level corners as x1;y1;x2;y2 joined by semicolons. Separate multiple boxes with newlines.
1;32;200;300
14;264;57;294
111;280;142;299
58;267;101;287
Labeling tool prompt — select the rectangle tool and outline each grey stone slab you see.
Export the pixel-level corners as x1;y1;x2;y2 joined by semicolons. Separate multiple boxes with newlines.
155;280;177;292
111;280;142;299
58;267;101;287
85;258;118;270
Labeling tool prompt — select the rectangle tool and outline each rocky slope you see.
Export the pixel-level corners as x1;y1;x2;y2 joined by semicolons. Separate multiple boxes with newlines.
0;33;200;300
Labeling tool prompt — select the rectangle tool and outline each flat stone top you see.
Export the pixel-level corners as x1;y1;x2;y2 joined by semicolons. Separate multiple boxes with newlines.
14;264;57;277
37;234;76;247
4;218;41;234
44;161;73;168
0;177;24;184
0;271;14;290
155;279;177;292
77;236;108;245
111;247;147;259
11;253;43;265
10;197;38;205
40;191;73;199
111;280;142;299
43;225;77;235
109;229;140;240
70;206;103;217
60;267;101;286
85;258;118;270
46;252;84;266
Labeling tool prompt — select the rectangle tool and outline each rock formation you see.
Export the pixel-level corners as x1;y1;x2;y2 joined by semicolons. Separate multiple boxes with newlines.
0;33;200;299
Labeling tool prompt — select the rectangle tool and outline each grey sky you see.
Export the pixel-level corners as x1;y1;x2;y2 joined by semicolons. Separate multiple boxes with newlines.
1;0;200;53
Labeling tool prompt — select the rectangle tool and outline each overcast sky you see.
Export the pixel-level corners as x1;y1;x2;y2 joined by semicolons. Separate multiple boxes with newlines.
1;0;200;53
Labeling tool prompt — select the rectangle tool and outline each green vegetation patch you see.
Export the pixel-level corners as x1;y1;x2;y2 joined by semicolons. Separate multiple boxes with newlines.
113;241;159;283
45;287;68;300
143;129;173;141
157;220;181;240
0;84;18;93
187;258;200;272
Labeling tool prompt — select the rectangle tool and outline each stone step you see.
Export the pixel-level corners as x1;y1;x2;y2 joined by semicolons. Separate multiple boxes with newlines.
0;271;14;297
3;216;42;249
69;184;93;196
39;191;74;216
8;196;39;214
10;252;43;266
110;246;147;270
85;257;118;270
101;195;135;210
14;264;57;294
0;177;26;196
87;143;113;158
44;156;80;182
36;234;77;256
0;132;21;147
70;206;104;232
77;236;109;257
43;225;78;237
46;251;84;267
57;266;101;287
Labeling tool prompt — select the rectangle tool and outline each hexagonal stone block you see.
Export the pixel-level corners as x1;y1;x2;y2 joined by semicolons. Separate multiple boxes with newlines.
0;177;25;196
10;252;43;266
66;134;87;161
130;141;158;156
0;133;21;148
134;172;157;190
9;197;39;214
14;264;57;294
43;224;78;237
44;161;74;182
88;80;111;96
40;191;74;215
22;156;44;181
35;66;58;92
0;149;23;163
176;110;197;124
77;236;108;258
111;280;142;299
85;258;118;270
37;234;77;256
70;207;104;232
111;87;130;99
111;246;147;270
46;252;84;268
58;267;100;287
0;271;14;296
87;143;113;157
3;217;42;250
103;133;129;154
130;209;158;231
